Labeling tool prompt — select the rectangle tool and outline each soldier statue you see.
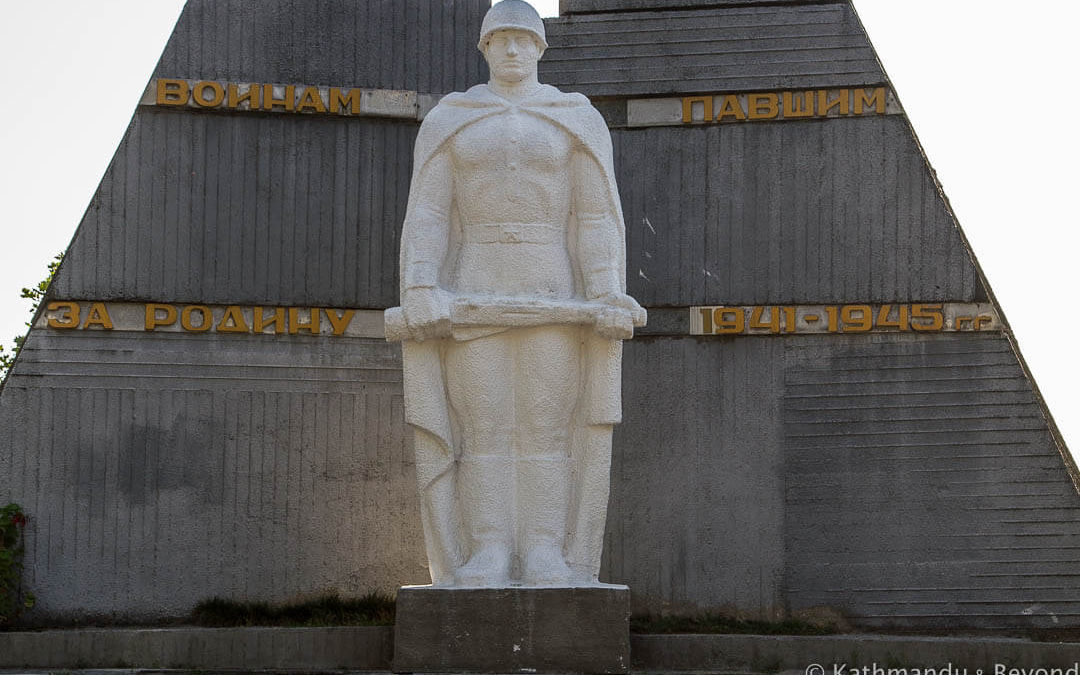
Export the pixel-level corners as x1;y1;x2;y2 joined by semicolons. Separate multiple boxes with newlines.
386;0;644;587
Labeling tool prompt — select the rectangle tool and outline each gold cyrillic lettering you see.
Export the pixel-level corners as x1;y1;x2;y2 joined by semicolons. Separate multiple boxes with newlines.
217;306;250;333
698;307;714;334
47;301;80;329
681;96;714;124
262;84;296;112
715;95;746;122
144;304;177;330
325;309;356;336
288;308;320;335
156;79;190;106
193;81;225;108
181;305;213;332
254;307;286;334
747;93;779;120
296;87;327;113
82;303;114;330
329;87;363;114
782;91;815;118
227;83;260;110
854;87;887;115
817;89;850;116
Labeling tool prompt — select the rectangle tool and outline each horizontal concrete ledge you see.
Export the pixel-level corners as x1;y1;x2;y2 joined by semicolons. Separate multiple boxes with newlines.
632;633;1080;672
3;629;1079;672
0;626;392;671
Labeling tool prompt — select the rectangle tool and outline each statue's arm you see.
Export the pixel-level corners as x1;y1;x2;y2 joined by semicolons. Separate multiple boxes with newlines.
401;148;454;339
572;150;643;321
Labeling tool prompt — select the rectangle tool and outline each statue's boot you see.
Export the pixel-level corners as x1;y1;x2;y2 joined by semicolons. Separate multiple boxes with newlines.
455;455;513;587
521;455;574;586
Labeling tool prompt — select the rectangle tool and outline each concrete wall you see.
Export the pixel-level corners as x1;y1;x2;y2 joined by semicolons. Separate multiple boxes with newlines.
611;337;787;616
0;0;489;621
609;117;982;307
1;0;1077;629
542;2;881;96
783;334;1079;628
1;330;421;619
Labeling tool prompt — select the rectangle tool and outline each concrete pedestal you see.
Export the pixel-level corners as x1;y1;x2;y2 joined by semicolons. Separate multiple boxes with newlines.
392;585;631;674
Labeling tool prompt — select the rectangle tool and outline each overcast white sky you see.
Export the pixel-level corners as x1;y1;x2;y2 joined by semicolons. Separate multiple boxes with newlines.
0;1;1076;461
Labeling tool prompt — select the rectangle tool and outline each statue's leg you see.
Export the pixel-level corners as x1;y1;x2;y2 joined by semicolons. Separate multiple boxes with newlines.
444;333;515;586
565;424;614;583
516;326;581;585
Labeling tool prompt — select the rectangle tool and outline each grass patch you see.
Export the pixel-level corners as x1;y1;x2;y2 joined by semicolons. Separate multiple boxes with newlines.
631;613;835;635
189;592;395;627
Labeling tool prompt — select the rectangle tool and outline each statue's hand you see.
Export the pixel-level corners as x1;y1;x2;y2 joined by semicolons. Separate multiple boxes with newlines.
403;287;452;341
594;292;647;327
591;292;647;339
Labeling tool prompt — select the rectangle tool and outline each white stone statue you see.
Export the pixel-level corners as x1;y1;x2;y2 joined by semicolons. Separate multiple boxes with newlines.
385;0;645;588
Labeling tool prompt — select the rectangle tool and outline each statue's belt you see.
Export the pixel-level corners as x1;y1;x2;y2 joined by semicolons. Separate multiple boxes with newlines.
460;223;562;245
384;297;645;342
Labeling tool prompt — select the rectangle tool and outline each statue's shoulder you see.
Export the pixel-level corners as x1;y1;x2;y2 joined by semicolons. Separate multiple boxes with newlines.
536;84;591;108
414;86;501;164
421;85;500;133
423;89;472;121
435;91;468;107
573;95;607;128
432;84;499;110
420;85;490;128
535;86;608;144
559;89;593;109
439;85;486;105
540;86;603;125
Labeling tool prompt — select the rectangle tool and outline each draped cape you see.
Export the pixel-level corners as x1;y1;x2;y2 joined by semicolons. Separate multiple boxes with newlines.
396;83;627;584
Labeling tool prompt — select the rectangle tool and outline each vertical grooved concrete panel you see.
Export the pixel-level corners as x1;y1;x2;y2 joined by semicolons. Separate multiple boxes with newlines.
2;332;424;620
609;337;786;616
54;113;418;308
614;117;980;307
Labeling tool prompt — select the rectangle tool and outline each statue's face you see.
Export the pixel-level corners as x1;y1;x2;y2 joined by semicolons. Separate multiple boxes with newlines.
484;29;542;84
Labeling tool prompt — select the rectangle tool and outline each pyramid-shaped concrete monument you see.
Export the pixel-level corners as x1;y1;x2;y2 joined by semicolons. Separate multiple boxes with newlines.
2;0;1077;636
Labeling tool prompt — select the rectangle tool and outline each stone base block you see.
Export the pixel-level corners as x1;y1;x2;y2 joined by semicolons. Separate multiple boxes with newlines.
392;584;630;674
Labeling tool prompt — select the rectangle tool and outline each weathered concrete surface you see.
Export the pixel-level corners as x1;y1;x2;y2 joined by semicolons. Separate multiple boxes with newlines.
2;0;1077;631
1;332;426;621
393;586;631;673
0;626;392;671
3;628;1078;673
631;633;1080;672
544;2;882;97
561;0;834;12
611;337;787;617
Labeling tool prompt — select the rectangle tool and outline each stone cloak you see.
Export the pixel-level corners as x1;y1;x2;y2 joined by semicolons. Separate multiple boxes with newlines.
398;82;628;584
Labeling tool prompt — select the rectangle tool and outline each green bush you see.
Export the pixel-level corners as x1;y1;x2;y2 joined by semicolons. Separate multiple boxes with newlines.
1;253;63;383
0;503;35;626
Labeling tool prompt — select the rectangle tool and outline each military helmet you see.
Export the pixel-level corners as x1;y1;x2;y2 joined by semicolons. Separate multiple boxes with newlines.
477;0;548;52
